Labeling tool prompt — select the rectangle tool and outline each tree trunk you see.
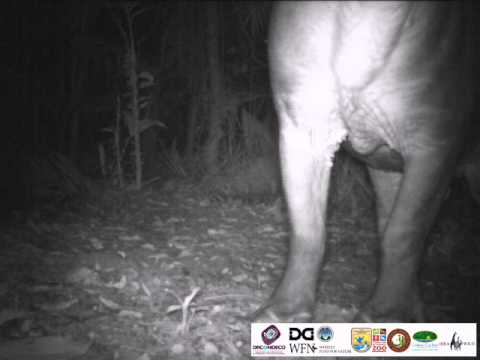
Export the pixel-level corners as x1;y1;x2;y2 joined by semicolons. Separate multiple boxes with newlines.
124;8;142;190
114;96;124;187
67;3;89;162
141;128;157;179
185;3;204;162
203;1;224;174
185;92;198;161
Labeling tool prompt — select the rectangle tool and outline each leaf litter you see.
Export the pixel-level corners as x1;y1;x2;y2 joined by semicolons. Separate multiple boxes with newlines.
0;180;478;359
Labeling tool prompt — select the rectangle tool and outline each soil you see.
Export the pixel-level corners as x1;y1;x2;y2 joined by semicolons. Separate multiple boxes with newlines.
0;176;478;359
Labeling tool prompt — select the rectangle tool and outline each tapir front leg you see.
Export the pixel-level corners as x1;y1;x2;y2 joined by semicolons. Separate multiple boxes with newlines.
254;1;346;323
255;110;341;322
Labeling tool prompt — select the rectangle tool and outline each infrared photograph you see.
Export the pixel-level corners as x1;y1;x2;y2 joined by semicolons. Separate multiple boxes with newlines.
0;1;479;359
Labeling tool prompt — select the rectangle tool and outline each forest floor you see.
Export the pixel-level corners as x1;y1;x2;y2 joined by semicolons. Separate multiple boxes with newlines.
0;176;479;360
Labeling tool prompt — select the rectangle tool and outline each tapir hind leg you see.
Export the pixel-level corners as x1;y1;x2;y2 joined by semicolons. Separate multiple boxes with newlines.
368;168;402;235
361;150;456;321
364;167;424;322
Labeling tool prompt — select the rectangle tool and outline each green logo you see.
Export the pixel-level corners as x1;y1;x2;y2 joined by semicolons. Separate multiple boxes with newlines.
413;331;437;343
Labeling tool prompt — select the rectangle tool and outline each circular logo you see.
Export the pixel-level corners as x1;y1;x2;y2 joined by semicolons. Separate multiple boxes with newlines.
317;326;334;342
413;331;437;343
387;329;411;352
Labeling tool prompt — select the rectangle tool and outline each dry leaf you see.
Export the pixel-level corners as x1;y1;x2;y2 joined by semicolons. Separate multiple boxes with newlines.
89;237;104;250
118;310;143;319
99;296;121;310
105;275;127;289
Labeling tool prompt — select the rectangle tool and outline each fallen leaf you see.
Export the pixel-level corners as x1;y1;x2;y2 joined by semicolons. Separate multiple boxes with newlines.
207;229;227;236
232;274;248;282
141;282;151;297
136;353;151;360
118;310;143;319
257;224;275;233
271;231;288;239
210;305;223;314
166;304;182;314
105;275;127;289
38;298;78;312
119;234;142;242
199;199;210;207
148;253;168;263
89;237;104;250
170;343;185;354
203;341;218;357
141;243;156;251
99;296;121;310
66;267;99;286
178;249;192;258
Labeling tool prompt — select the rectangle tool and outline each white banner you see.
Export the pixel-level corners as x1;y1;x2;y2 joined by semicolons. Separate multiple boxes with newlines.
251;323;477;357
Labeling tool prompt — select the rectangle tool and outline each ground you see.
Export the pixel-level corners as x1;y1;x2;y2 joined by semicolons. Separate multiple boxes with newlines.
0;169;478;359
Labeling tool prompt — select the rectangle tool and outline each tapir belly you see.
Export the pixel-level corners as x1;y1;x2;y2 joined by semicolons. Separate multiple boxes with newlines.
270;1;472;167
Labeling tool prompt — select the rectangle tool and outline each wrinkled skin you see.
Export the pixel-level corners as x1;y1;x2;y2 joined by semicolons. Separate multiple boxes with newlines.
256;1;477;322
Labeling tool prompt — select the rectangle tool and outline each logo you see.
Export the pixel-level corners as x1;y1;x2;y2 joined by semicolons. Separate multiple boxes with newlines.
352;328;372;353
412;330;439;352
413;331;437;343
252;324;286;355
317;326;334;342
438;331;475;350
289;327;314;341
262;325;281;345
372;328;387;352
387;328;411;352
450;332;463;351
289;343;318;354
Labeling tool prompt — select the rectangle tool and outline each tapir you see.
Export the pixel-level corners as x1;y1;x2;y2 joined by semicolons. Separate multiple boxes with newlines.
256;1;478;322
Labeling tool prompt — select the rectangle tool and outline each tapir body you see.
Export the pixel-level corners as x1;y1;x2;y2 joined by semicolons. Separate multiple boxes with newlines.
257;1;477;322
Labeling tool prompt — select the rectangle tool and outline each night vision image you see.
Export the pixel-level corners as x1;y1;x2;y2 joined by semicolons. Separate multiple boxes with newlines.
0;1;479;359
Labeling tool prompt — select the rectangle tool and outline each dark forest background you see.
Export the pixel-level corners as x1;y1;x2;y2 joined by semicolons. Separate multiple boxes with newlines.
2;0;480;218
1;1;280;216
